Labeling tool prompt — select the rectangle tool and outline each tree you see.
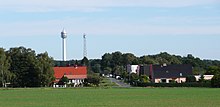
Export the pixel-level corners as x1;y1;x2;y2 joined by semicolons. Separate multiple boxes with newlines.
121;71;129;82
114;65;125;76
84;73;101;86
139;56;156;64
81;57;89;66
122;53;137;65
186;75;196;83
103;67;112;75
101;53;112;70
0;48;11;87
206;66;220;75
6;47;41;87
6;47;55;87
112;51;123;66
37;52;55;87
92;64;101;73
211;74;220;88
129;73;139;86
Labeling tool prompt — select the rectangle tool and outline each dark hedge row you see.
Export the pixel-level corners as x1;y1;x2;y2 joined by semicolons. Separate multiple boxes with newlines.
136;82;211;88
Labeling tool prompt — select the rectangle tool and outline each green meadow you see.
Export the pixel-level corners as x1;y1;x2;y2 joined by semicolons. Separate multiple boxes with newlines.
0;88;220;107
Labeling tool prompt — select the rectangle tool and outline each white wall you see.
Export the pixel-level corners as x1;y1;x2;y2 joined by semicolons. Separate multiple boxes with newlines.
194;75;214;81
127;65;139;74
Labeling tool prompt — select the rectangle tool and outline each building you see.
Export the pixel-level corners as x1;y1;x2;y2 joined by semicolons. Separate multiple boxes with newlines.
194;75;214;81
53;66;87;87
126;65;139;74
139;64;192;83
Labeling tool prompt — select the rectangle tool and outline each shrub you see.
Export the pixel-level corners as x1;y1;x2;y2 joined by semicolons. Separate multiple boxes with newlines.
84;73;101;87
139;75;149;83
211;74;220;88
60;76;69;83
186;75;196;83
137;82;211;87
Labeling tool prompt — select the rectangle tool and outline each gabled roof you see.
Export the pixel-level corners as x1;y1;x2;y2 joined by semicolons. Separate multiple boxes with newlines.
54;66;87;79
153;64;192;78
64;75;87;79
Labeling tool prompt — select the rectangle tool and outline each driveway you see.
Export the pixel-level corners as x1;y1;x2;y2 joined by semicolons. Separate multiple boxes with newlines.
108;78;131;87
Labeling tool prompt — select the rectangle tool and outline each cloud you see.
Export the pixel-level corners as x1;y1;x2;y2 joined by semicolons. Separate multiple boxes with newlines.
0;0;219;12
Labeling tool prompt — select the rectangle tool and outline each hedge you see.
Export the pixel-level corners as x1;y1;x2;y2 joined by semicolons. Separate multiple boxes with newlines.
137;82;211;88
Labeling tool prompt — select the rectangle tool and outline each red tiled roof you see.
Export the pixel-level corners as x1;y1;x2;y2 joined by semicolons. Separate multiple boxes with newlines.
64;75;87;79
53;66;87;79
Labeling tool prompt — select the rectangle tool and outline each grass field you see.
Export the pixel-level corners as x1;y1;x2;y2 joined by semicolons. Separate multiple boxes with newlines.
0;88;220;107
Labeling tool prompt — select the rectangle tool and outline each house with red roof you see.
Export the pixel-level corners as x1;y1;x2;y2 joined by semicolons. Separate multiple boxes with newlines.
53;66;87;87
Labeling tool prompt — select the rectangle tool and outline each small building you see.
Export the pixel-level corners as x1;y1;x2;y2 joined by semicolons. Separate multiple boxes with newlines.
194;75;214;81
139;64;192;83
53;66;87;87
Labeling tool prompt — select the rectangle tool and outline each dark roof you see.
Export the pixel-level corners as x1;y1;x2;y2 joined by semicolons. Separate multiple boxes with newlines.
153;64;192;78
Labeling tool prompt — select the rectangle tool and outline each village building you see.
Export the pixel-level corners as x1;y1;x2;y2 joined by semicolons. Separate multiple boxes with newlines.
139;64;193;83
194;75;214;81
53;66;87;87
126;65;140;74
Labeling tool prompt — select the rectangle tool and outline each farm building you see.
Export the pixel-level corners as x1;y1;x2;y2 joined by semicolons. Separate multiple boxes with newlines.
53;66;87;87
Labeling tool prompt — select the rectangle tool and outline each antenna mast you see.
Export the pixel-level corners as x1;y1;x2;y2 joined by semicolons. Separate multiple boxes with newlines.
83;33;87;58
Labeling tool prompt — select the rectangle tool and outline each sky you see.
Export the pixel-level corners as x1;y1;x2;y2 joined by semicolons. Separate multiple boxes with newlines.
0;0;220;60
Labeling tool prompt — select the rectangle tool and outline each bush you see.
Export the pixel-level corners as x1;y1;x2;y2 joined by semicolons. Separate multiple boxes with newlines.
211;74;220;88
84;73;101;87
186;75;196;83
137;82;211;87
139;75;149;83
60;76;69;83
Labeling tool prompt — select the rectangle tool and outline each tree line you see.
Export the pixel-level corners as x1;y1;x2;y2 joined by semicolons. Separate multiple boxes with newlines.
89;51;219;76
2;46;220;87
54;51;220;77
0;47;54;87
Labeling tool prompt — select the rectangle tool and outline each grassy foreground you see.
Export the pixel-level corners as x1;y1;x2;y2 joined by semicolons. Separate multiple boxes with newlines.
0;88;220;107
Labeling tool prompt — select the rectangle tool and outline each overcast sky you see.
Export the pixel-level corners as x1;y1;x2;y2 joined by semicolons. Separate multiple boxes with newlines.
0;0;220;60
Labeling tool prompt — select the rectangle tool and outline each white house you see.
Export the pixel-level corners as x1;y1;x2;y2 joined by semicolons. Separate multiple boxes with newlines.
194;75;214;81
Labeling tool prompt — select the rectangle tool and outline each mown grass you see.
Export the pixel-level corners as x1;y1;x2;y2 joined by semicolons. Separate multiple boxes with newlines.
0;88;220;107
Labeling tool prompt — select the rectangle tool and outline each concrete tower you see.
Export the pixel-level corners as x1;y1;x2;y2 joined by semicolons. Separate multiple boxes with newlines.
61;29;67;61
83;33;87;58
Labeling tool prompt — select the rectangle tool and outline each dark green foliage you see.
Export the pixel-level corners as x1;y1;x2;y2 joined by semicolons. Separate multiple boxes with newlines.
129;73;139;86
37;52;55;87
137;82;211;87
5;47;54;87
99;51;220;76
199;75;205;83
60;76;69;83
211;74;220;88
139;75;149;83
206;66;220;75
0;48;11;87
84;73;101;86
122;53;139;65
186;75;197;83
81;57;89;66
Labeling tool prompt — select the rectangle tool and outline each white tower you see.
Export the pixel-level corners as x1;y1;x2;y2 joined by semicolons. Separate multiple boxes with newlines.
83;33;87;58
61;29;67;61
